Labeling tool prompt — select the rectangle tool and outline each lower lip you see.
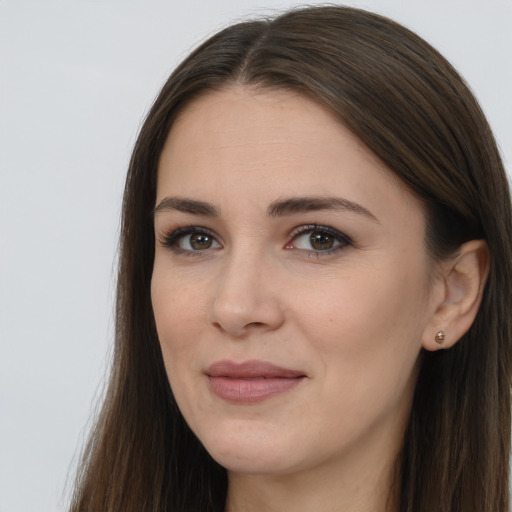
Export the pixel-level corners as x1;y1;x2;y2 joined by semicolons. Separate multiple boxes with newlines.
208;376;304;403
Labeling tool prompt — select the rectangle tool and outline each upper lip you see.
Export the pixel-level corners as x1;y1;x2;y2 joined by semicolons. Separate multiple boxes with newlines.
206;360;306;379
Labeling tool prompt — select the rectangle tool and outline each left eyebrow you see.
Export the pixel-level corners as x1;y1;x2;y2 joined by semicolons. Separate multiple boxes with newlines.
267;196;379;223
153;197;219;217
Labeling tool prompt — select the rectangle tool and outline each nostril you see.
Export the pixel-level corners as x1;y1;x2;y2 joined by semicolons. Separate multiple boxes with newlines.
211;320;267;336
213;321;264;329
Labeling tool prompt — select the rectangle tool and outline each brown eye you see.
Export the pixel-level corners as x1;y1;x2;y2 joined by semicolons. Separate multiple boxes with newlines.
309;232;335;250
189;233;213;250
163;228;221;252
288;225;351;254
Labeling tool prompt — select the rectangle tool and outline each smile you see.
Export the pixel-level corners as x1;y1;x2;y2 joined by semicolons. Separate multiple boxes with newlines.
206;360;307;404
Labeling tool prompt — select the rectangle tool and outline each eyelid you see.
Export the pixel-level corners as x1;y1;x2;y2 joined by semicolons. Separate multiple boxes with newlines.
158;225;222;252
286;224;352;254
158;223;352;256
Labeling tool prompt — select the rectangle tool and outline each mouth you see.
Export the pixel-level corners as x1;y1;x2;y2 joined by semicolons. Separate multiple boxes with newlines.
205;360;307;404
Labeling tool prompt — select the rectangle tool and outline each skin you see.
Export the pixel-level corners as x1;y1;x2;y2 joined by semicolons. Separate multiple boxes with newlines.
151;87;486;511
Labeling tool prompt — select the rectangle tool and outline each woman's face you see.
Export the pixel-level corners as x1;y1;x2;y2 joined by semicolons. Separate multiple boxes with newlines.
152;87;442;478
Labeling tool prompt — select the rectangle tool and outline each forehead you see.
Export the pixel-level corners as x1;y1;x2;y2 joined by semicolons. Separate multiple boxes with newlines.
164;87;372;162
156;86;422;224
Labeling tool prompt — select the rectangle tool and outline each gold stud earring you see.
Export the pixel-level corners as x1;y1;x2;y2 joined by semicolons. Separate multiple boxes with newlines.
435;330;446;344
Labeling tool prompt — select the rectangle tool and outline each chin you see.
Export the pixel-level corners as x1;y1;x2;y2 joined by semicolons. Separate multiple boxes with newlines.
197;422;302;475
210;448;294;476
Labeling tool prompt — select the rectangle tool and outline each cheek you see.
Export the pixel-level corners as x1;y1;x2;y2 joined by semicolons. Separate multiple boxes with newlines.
151;270;212;424
151;269;206;369
293;260;429;397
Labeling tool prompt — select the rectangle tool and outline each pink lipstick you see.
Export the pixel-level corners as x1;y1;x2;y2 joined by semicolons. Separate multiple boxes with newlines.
206;360;306;403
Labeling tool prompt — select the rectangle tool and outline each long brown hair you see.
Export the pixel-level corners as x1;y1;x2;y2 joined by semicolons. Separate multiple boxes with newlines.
70;6;512;511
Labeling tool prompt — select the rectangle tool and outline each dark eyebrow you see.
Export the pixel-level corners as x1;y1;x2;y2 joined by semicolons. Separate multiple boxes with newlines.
154;195;378;223
153;197;218;217
267;196;379;223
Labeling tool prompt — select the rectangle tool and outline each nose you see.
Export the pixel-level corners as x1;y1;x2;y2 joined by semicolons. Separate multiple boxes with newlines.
208;248;285;338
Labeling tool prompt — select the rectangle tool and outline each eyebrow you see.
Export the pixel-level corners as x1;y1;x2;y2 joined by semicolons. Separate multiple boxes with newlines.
153;195;378;223
267;196;379;222
154;197;218;217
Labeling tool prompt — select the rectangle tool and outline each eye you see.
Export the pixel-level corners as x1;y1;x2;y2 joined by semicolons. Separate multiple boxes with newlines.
287;225;351;254
180;232;220;251
160;227;221;253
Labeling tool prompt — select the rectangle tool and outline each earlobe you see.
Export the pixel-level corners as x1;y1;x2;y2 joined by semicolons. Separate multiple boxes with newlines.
423;239;489;351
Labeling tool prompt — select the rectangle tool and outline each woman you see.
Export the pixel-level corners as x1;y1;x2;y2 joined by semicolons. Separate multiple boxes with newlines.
70;5;512;511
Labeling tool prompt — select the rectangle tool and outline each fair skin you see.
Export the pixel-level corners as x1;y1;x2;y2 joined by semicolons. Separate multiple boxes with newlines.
151;87;488;512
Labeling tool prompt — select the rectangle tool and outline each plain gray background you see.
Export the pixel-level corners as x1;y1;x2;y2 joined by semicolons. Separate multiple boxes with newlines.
1;1;511;510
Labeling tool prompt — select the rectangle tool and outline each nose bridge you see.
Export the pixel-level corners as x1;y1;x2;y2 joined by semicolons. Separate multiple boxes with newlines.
209;241;283;336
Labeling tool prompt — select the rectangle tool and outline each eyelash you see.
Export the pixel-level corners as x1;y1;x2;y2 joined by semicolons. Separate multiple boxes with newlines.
159;226;220;255
159;224;352;257
288;224;352;256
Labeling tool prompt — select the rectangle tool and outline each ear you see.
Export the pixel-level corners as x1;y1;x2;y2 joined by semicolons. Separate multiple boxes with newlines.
422;240;489;351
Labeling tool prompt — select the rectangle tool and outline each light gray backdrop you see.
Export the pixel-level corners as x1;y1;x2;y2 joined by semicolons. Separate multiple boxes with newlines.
1;1;510;510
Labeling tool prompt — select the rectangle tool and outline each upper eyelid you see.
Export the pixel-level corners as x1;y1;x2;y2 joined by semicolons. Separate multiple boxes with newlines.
158;224;352;248
289;224;352;242
159;225;221;248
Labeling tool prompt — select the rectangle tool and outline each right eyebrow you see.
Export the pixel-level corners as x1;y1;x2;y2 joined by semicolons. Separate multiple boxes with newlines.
153;197;219;217
267;196;379;223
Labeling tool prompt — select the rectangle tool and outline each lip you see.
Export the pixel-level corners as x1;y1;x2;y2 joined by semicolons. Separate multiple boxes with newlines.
205;360;307;404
